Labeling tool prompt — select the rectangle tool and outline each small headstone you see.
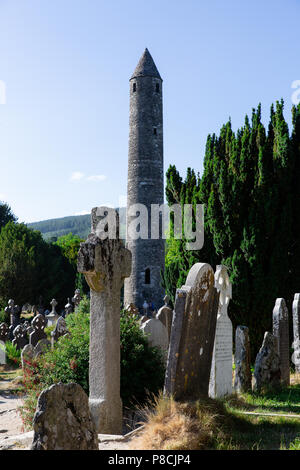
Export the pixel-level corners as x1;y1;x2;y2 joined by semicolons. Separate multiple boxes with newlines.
209;265;233;398
34;338;51;357
0;340;6;365
72;289;82;312
273;298;290;386
156;295;173;344
51;316;69;347
292;293;300;373
164;262;219;400
12;324;28;350
31;383;98;450
21;344;35;369
0;323;9;343
140;317;169;363
78;207;131;434
64;298;73;317
46;299;60;327
234;326;252;393
29;314;47;347
253;332;281;392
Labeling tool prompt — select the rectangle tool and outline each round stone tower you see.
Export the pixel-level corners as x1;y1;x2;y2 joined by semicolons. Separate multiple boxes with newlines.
124;48;165;312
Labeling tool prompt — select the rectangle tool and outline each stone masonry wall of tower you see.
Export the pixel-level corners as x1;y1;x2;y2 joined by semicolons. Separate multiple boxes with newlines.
124;49;165;312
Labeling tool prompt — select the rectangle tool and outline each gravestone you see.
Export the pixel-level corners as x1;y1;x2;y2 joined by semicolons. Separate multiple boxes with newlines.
234;326;252;393
21;344;35;369
292;293;300;373
34;338;51;357
164;263;219;400
0;323;9;343
29;314;47;347
273;298;290;386
209;265;233;398
77;207;131;434
31;383;98;450
156;295;173;344
51;316;69;347
253;332;281;392
64;298;73;317
72;289;82;312
46;299;60;327
6;300;21;340
12;324;28;350
140;317;169;363
0;340;6;365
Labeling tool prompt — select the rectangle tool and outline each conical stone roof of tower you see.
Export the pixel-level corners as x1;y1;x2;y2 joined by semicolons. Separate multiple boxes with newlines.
131;48;162;80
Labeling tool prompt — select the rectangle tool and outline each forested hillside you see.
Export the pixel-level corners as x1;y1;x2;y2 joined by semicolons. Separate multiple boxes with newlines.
27;214;91;240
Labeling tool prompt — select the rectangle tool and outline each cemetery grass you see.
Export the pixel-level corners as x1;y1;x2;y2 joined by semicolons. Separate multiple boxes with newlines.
131;376;300;450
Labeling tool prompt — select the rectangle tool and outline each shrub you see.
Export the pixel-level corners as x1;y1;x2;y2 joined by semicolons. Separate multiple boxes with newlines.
5;341;21;367
19;303;165;428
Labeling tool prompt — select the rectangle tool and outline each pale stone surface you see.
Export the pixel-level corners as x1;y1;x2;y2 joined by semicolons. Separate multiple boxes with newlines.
234;326;252;393
273;298;290;386
21;344;35;369
45;299;60;327
292;293;300;373
0;340;6;365
156;295;173;344
253;332;281;392
209;265;233;398
51;316;69;347
140;317;169;362
78;207;131;435
164;263;219;400
31;383;98;450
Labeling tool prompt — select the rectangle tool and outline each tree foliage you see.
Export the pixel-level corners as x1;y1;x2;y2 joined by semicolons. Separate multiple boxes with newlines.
163;101;300;357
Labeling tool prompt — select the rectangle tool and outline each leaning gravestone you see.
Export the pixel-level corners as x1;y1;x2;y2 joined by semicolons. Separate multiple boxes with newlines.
209;265;233;399
31;383;98;450
273;298;290;386
156;295;173;344
0;340;6;365
234;326;252;393
253;332;281;392
140;317;169;363
164;263;219;400
78;207;131;434
29;314;47;347
292;293;300;373
51;316;69;347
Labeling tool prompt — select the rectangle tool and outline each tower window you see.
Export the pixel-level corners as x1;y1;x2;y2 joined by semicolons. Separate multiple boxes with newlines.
153;127;157;135
155;83;160;93
145;268;151;285
133;83;136;92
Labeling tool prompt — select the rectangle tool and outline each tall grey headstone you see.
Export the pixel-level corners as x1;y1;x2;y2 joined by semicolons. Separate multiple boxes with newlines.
273;298;290;386
164;263;219;400
234;326;252;393
209;265;233;398
78;207;131;434
253;332;281;392
292;293;300;373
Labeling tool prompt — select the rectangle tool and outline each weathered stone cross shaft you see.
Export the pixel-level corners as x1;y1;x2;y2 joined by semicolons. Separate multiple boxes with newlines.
77;207;131;434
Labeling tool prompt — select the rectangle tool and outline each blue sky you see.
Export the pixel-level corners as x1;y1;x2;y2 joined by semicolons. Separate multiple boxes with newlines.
0;0;299;223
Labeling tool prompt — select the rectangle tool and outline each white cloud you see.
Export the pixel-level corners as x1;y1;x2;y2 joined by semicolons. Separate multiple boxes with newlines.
86;174;107;182
70;171;85;181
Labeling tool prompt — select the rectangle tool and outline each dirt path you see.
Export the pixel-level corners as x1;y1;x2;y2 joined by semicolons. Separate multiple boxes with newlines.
0;388;24;439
